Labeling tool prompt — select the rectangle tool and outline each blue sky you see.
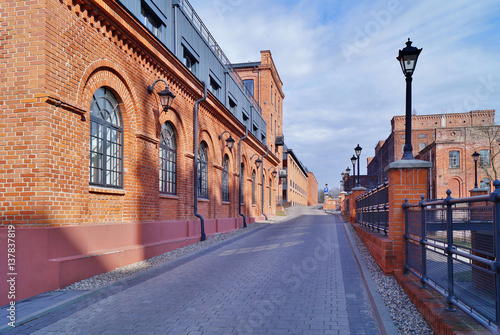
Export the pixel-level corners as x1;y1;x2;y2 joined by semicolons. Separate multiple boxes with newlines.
189;0;500;192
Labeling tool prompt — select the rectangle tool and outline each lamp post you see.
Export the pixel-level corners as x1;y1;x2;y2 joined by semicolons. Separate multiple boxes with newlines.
397;38;422;160
350;155;357;191
355;144;362;187
345;167;351;191
472;151;480;189
341;172;345;191
147;79;176;113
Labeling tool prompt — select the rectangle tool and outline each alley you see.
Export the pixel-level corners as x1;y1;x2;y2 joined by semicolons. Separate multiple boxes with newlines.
8;207;387;334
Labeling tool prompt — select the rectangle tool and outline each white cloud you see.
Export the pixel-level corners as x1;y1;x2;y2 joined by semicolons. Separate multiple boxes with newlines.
189;0;500;190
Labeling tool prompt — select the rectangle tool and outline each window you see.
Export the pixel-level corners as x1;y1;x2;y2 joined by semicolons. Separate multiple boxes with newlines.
252;170;256;205
243;79;254;96
419;134;426;139
419;143;426;151
159;122;177;194
242;109;249;129
198;142;208;199
480;178;491;190
228;97;237;115
183;47;198;74
89;87;123;188
240;163;244;204
269;179;272;206
480;149;490;167
222;155;229;202
209;76;221;99
141;2;162;37
449;151;460;168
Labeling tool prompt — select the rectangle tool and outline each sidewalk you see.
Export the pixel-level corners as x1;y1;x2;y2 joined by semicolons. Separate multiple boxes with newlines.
0;210;295;333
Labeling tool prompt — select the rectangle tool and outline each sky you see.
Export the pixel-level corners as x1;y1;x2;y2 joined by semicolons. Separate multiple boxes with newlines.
188;0;500;192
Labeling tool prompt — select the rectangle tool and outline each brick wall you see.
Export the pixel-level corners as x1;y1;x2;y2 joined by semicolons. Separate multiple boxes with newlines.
0;0;286;304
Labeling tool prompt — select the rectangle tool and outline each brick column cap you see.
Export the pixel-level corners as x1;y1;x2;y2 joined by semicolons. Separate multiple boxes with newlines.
385;159;432;172
469;187;489;195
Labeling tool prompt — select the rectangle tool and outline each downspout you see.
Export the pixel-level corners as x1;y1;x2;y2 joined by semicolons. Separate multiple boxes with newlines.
238;128;249;227
194;82;207;241
261;146;269;220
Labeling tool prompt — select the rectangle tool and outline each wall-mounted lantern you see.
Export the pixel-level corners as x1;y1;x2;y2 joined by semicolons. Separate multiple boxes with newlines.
147;79;176;113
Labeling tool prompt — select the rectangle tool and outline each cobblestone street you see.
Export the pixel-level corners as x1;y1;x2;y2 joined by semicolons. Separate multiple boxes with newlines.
5;207;390;334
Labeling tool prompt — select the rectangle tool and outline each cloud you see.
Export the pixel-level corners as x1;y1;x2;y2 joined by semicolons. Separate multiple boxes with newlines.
188;0;500;190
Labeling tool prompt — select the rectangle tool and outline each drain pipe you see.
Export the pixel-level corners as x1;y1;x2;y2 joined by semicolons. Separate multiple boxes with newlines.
238;128;248;227
194;82;207;241
261;146;269;220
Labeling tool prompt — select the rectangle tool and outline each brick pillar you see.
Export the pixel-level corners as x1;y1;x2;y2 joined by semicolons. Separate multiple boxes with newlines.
350;187;366;223
469;188;489;197
387;160;431;274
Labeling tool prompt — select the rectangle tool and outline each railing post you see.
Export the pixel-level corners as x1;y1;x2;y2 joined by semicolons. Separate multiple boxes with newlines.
419;195;427;289
491;180;500;328
445;189;456;311
404;198;409;274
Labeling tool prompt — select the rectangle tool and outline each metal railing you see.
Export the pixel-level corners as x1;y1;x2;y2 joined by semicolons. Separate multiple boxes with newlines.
356;182;389;235
404;184;499;332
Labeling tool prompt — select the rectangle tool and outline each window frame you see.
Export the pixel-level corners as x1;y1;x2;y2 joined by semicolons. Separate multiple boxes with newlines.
449;150;460;169
252;170;256;205
198;141;209;199
479;149;490;167
222;154;229;202
159;122;177;195
89;87;124;189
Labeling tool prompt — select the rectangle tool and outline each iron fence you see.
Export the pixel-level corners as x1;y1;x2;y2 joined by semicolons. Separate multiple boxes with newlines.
356;182;389;235
404;185;499;331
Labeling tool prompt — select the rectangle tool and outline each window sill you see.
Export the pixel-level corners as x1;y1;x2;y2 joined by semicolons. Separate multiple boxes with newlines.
222;201;230;205
159;193;179;200
198;198;209;203
89;186;126;196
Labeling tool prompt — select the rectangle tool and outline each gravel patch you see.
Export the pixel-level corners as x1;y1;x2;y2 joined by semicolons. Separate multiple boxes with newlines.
345;221;434;335
58;214;292;291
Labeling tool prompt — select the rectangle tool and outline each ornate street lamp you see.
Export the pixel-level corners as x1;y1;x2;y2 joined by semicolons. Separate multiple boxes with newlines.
250;154;262;170
351;155;357;190
147;79;176;113
219;130;235;151
397;38;422;160
355;144;362;187
268;167;277;179
472;151;480;189
345;167;351;191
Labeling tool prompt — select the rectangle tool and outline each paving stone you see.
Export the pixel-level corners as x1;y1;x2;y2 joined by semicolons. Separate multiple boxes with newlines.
5;207;385;334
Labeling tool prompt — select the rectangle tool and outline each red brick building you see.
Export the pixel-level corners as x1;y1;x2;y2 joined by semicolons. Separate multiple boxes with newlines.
367;110;497;198
0;0;315;304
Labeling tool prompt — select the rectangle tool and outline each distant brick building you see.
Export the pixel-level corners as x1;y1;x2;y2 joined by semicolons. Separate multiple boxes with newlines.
0;0;315;304
367;110;497;198
307;171;319;206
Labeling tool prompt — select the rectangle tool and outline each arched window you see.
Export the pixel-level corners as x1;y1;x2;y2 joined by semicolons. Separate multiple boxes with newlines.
159;122;177;194
252;170;256;205
240;163;244;204
198;142;208;199
269;178;272;207
222;155;229;202
89;87;123;188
